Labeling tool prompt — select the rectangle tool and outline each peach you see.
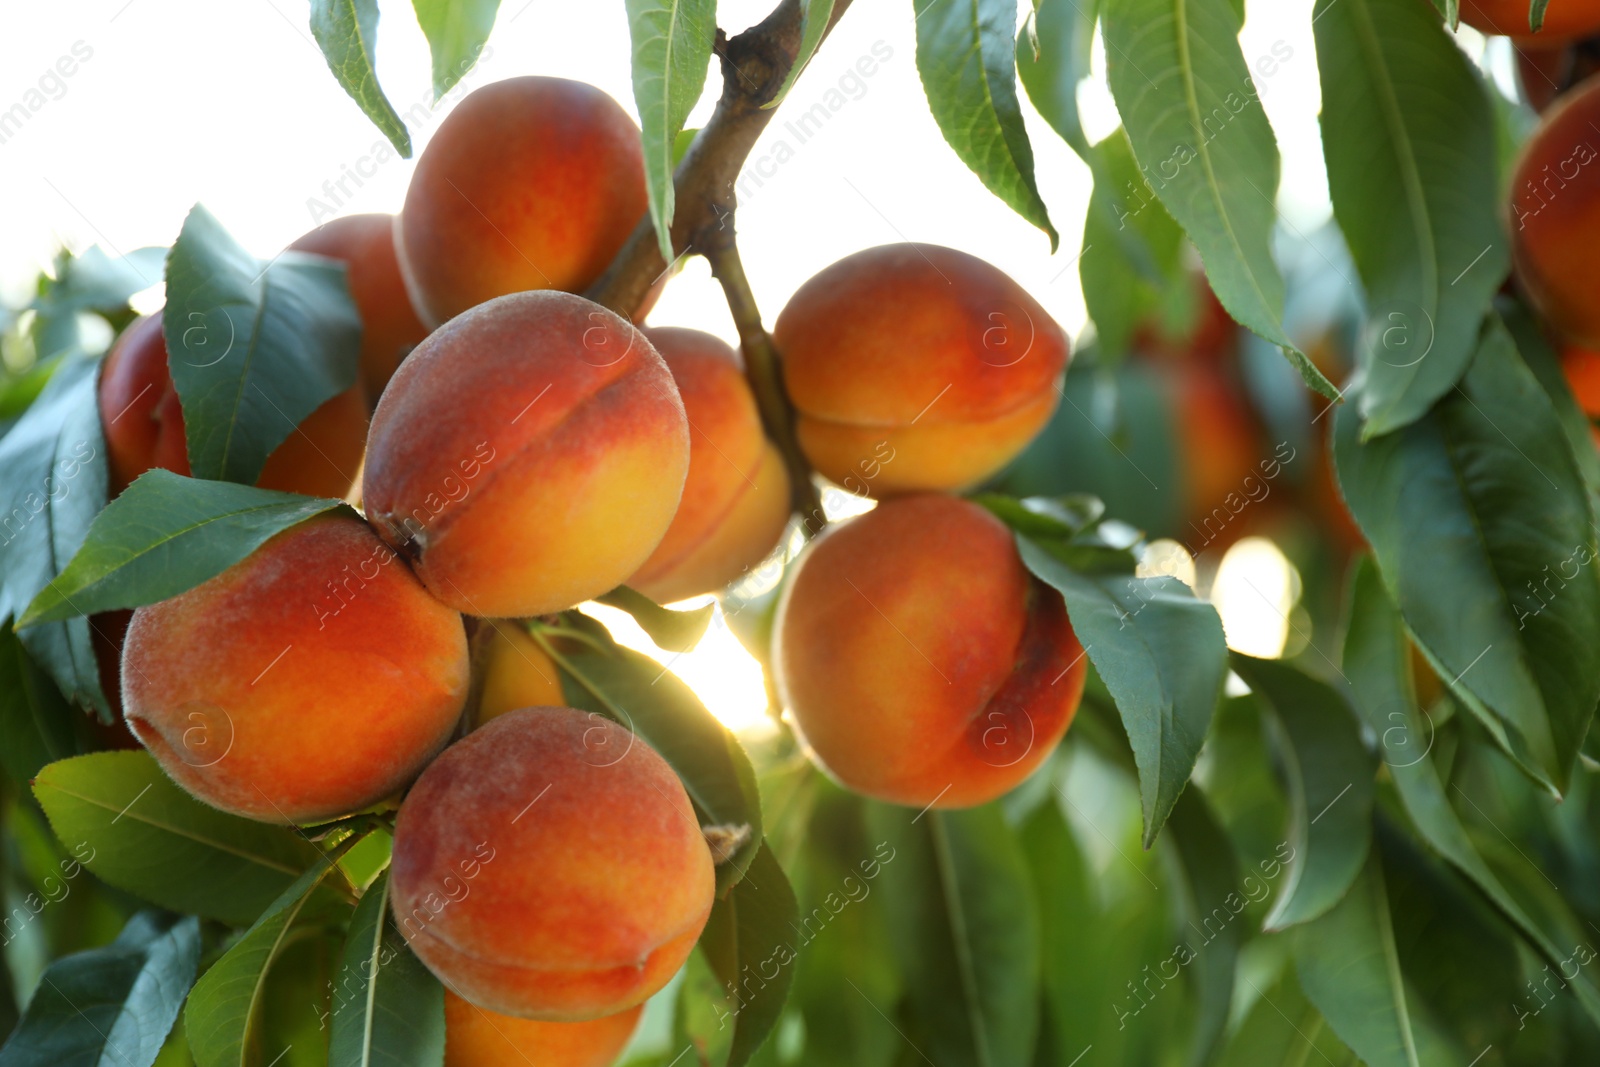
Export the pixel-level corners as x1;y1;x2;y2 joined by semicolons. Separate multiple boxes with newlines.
1462;0;1600;39
772;495;1087;808
120;514;468;823
625;328;792;602
445;994;640;1067
288;213;429;401
389;707;714;1020
98;315;367;499
396;77;648;327
773;244;1068;497
1511;77;1600;346
362;291;689;618
475;623;565;725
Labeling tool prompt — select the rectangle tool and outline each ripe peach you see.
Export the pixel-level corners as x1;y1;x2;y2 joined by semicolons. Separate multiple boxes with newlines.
98;315;367;499
772;495;1087;808
772;244;1068;497
362;291;689;618
390;707;714;1020
1563;345;1600;414
1462;0;1600;39
396;77;648;327
288;213;429;401
1511;78;1600;346
120;514;468;824
445;993;640;1067
626;328;791;602
475;623;565;725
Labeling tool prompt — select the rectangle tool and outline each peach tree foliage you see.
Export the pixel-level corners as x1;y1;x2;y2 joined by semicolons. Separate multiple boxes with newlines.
0;0;1598;1066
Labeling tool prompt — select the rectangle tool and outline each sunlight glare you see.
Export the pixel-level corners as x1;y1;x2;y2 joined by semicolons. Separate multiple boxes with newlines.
1210;536;1297;658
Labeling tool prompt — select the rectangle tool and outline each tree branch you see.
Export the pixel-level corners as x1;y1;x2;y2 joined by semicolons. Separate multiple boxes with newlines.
586;0;853;535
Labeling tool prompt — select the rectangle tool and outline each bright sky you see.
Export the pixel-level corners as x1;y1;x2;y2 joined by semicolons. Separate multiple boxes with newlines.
0;0;1498;732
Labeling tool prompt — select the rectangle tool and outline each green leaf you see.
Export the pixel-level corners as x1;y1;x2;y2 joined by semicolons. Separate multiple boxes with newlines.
1229;654;1375;929
1503;299;1600;498
698;844;800;1067
309;0;413;157
0;911;200;1067
0;356;110;716
915;0;1058;248
1101;0;1337;398
1314;0;1507;436
0;623;86;787
185;849;355;1067
1294;852;1421;1067
971;493;1106;541
1340;556;1600;1032
594;585;714;653
1079;133;1188;364
1530;0;1549;32
40;246;165;315
411;0;499;100
32;751;325;925
766;0;836;108
328;871;446;1067
1015;0;1097;159
1166;788;1240;1067
546;637;764;892
21;471;347;626
866;803;1040;1067
1019;538;1227;846
624;0;717;260
1333;320;1600;794
163;205;363;486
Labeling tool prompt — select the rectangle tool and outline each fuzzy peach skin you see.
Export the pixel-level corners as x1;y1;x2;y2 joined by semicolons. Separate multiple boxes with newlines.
396;77;648;327
288;213;429;401
475;623;565;725
626;328;791;602
362;291;689;617
773;495;1086;808
98;315;367;499
1462;0;1600;39
390;708;714;1021
1511;78;1600;347
772;244;1068;497
120;514;468;823
445;993;640;1067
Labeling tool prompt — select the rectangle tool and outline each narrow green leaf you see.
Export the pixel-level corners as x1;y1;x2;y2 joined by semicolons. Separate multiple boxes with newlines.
624;0;717;260
1230;654;1375;929
1019;538;1227;846
39;246;166;315
0;911;200;1067
32;751;324;925
1503;299;1600;498
186;850;355;1067
766;0;837;108
867;803;1040;1067
310;0;413;157
1530;0;1549;32
1295;853;1422;1067
0;623;86;787
1333;320;1600;794
163;205;363;486
1341;556;1600;1032
915;0;1058;248
1101;0;1338;398
1314;0;1507;435
698;844;800;1067
328;871;446;1067
547;637;763;892
411;0;500;100
21;471;346;626
0;356;110;715
1166;789;1240;1067
1015;0;1097;159
594;586;714;653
